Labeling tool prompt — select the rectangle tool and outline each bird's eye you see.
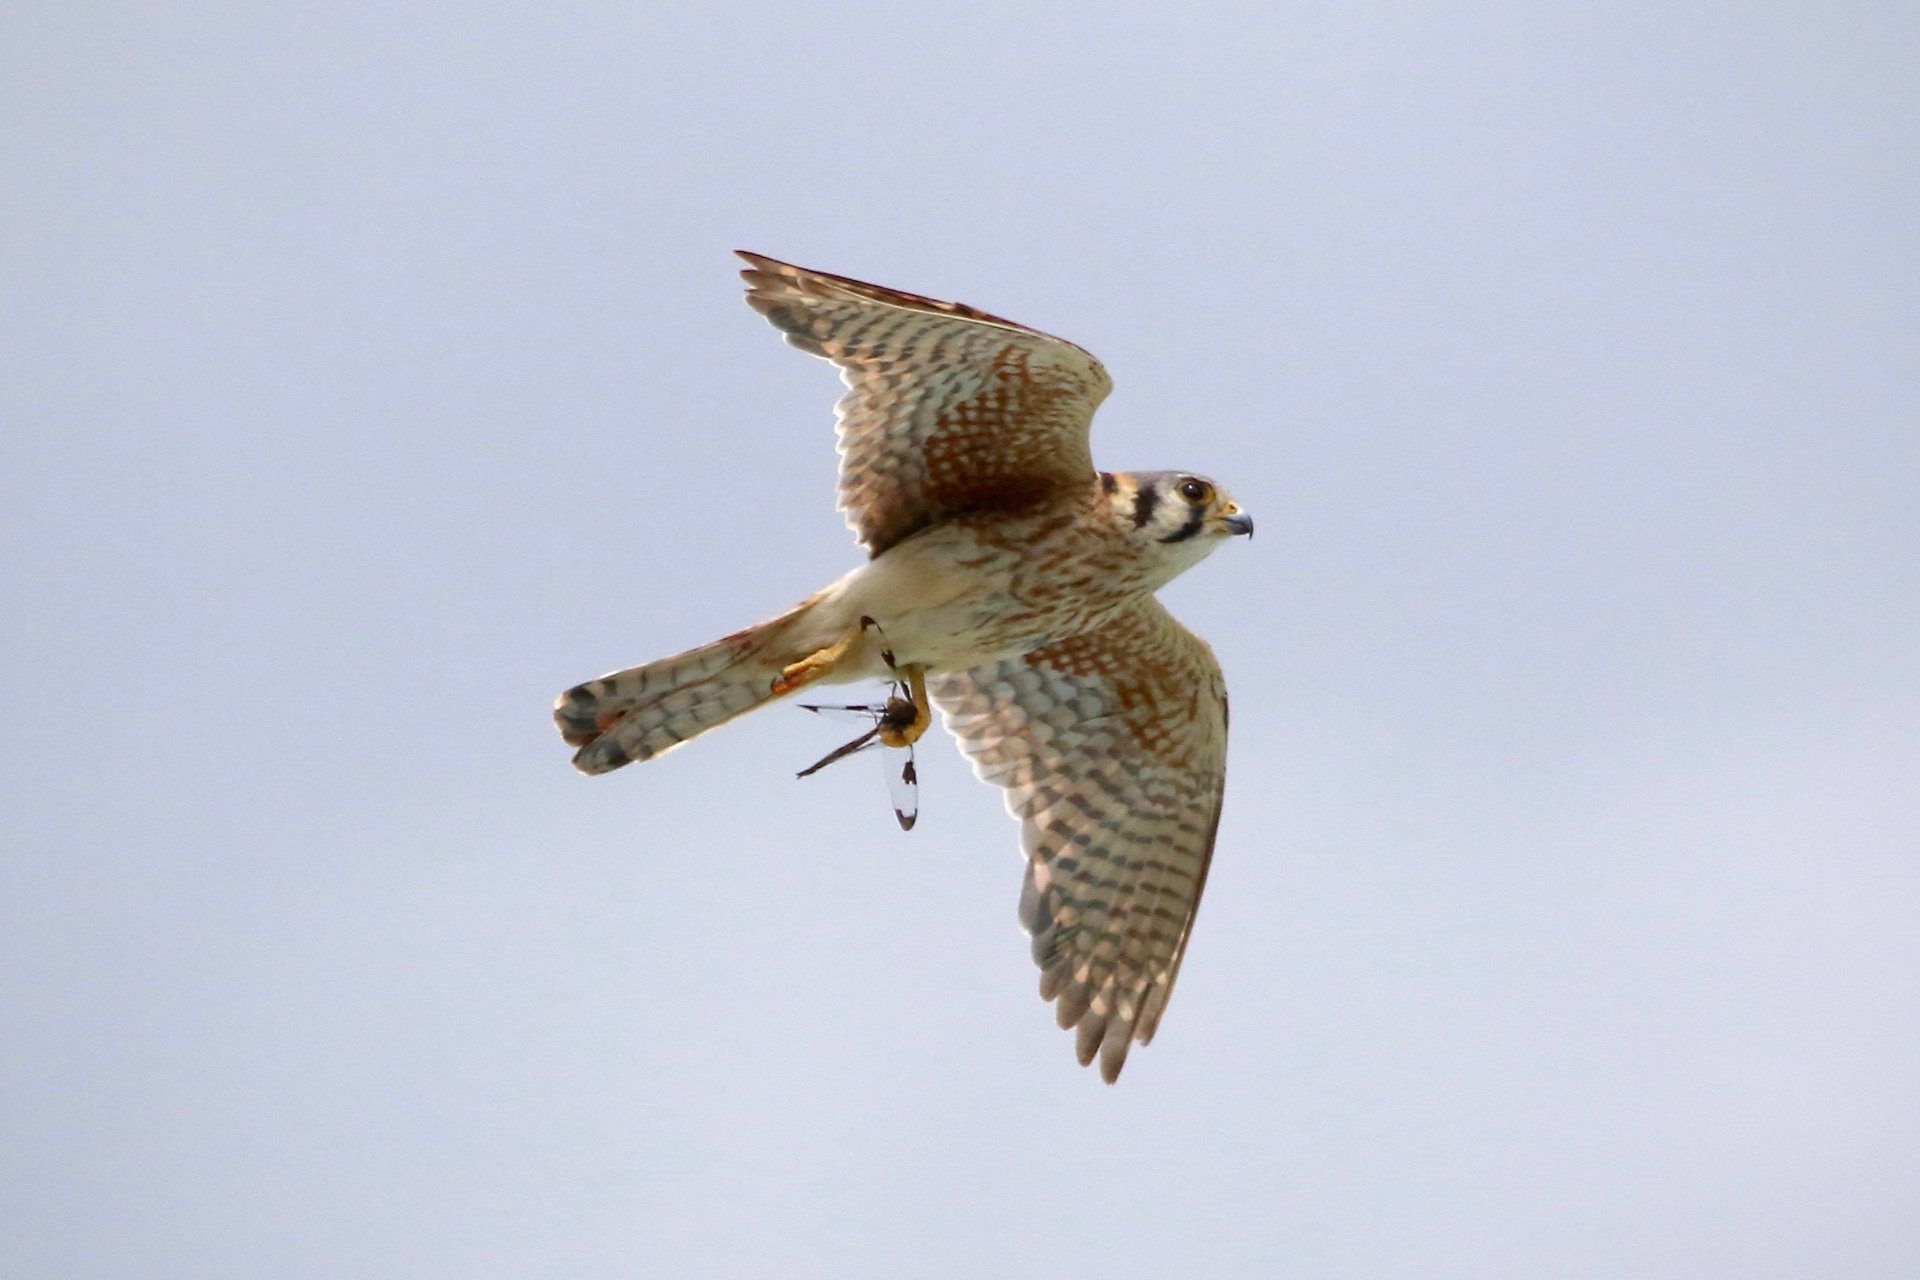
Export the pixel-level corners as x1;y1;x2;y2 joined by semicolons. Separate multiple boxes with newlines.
1178;478;1213;504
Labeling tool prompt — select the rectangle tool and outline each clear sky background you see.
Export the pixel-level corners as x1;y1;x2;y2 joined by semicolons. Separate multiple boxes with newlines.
4;4;1916;1277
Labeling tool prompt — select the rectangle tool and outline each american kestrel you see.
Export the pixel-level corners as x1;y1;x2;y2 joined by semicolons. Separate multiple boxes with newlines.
556;253;1252;1081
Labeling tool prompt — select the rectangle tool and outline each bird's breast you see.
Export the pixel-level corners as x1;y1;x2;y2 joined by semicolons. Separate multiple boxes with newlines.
826;518;1147;676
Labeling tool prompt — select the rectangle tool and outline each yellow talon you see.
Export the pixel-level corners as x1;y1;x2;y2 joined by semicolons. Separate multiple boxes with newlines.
773;629;861;696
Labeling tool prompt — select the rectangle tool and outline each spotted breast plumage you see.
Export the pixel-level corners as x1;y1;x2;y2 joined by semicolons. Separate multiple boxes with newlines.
556;252;1252;1081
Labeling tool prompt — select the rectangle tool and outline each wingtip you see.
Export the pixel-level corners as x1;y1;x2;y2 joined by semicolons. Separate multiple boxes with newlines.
1099;1037;1130;1084
737;250;797;296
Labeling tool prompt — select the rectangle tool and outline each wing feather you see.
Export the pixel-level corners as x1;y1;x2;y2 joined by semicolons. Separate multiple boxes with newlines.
737;251;1112;554
931;597;1229;1082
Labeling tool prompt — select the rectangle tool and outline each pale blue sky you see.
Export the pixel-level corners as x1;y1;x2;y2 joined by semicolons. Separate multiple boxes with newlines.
4;4;1916;1277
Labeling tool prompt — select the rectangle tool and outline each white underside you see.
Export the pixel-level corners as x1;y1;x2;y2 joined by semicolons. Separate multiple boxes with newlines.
794;526;1036;683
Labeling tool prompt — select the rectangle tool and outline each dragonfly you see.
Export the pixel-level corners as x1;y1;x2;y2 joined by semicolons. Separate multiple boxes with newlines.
795;620;921;830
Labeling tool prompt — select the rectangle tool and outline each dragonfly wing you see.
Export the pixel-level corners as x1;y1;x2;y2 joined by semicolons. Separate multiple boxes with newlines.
796;727;880;778
795;681;922;831
887;745;919;831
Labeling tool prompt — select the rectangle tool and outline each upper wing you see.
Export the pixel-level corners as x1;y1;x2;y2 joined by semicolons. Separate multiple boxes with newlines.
738;252;1112;555
930;597;1229;1083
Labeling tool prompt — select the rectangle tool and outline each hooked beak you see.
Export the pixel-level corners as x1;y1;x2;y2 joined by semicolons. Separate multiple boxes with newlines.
1221;510;1255;538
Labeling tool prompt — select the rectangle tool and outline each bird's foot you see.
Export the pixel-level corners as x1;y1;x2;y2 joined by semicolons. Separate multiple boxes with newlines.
772;627;861;696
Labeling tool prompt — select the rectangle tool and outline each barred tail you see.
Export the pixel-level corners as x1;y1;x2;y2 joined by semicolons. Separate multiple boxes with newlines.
555;600;815;775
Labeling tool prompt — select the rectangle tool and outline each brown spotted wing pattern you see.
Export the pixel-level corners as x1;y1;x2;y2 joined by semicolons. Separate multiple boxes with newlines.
931;597;1229;1083
738;252;1113;555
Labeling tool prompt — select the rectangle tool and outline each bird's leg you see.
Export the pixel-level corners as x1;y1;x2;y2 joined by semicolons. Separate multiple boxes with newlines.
771;624;864;697
782;615;931;745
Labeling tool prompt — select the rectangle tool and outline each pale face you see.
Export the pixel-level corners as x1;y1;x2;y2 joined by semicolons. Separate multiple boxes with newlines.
1103;469;1254;589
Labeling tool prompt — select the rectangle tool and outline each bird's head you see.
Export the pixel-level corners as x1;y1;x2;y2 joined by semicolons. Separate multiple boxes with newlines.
1102;470;1253;587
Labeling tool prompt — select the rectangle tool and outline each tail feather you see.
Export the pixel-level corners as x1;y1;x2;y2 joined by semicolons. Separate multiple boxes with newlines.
556;602;811;774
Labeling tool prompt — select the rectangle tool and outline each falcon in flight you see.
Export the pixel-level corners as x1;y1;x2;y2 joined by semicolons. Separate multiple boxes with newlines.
556;253;1253;1081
